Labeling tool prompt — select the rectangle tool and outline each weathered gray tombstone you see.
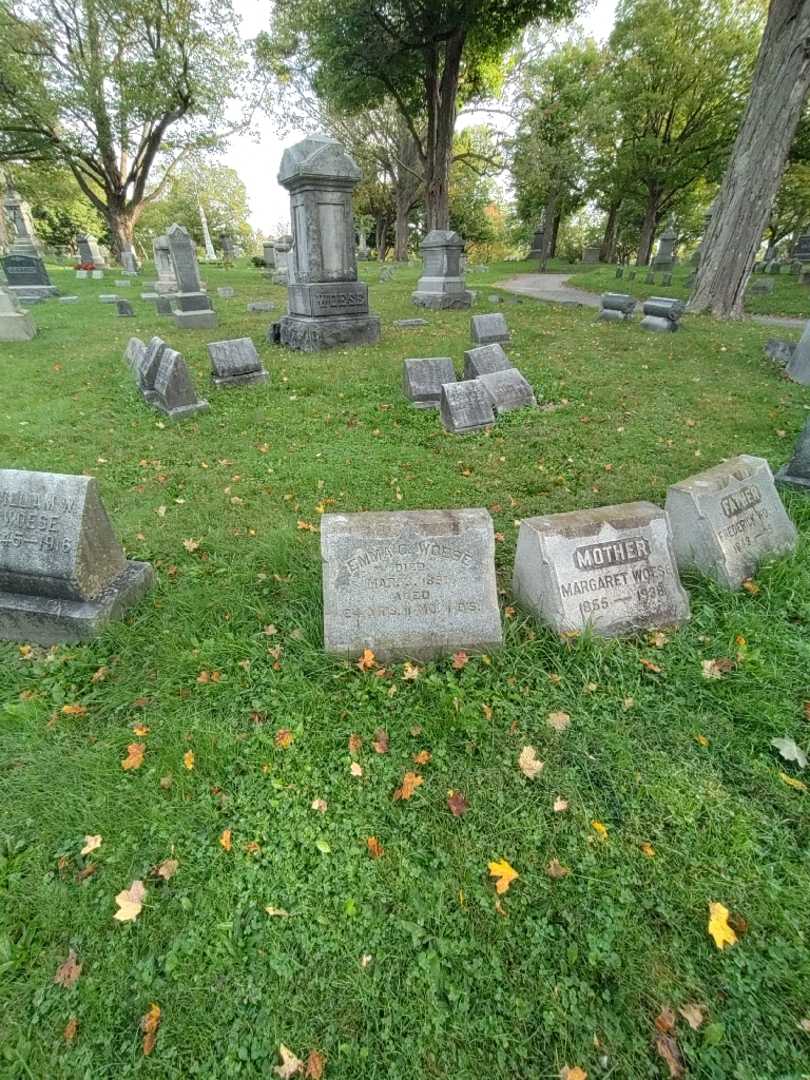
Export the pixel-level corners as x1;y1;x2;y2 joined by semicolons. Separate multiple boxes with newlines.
140;291;158;301
439;380;496;434
0;287;36;341
207;337;268;388
640;296;685;333
471;312;510;346
748;278;775;296
402;357;456;409
120;248;140;274
652;222;678;271
116;300;135;317
271;235;292;285
166;223;217;330
58;296;79;304
666;455;797;588
320;508;503;661
0;469;154;644
129;336;168;402
1;254;58;299
776;418;810;492
124;337;147;372
76;234;107;268
3;188;41;256
151;347;209;420
412;230;473;309
91;269;104;280
784;322;810;385
394;318;428;328
263;241;276;269
598;293;636;322
512;502;690;636
114;279;132;288
582;244;601;264
99;294;118;303
764;338;796;366
528;223;545;260
463;343;513;380
247;301;275;313
155;295;173;316
217;286;235;298
152;234;178;294
477;369;537;413
277;135;381;350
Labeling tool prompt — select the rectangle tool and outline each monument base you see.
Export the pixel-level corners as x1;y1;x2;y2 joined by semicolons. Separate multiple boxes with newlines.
775;466;810;492
212;371;269;389
174;309;217;330
640;315;678;333
0;562;154;645
154;398;209;421
280;313;381;352
412;286;473;310
0;313;37;341
7;285;59;299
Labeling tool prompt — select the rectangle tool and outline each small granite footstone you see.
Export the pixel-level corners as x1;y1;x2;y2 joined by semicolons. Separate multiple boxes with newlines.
59;296;79;304
776;418;810;492
402;357;456;408
463;343;513;380
394;318;429;328
217;286;235;298
151;348;209;419
440;380;496;434
477;369;537;413
207;337;268;388
666;455;797;588
114;279;131;287
99;295;118;304
471;312;510;345
140;292;158;301
321;508;503;661
247;301;275;313
0;469;154;644
487;294;504;304
116;300;134;317
512;502;689;636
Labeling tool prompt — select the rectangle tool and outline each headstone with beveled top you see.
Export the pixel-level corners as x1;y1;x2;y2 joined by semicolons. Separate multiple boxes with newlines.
412;230;472;309
513;502;689;636
152;234;178;294
440;380;496;434
76;234;107;268
776;418;810;492
0;469;154;643
166;224;217;329
0;287;36;341
665;455;797;589
471;313;510;346
477;369;537;413
208;337;268;388
321;508;503;661
463;343;513;380
402;357;456;409
120;248;140;274
124;337;146;372
127;335;167;402
784;322;810;385
150;347;209;420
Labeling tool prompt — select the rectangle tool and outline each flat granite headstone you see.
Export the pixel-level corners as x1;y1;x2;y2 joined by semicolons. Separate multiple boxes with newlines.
394;318;429;328
248;301;275;313
321;508;503;660
784;322;810;385
512;502;689;637
402;357;456;409
0;469;154;644
217;287;235;298
207;337;268;388
471;312;510;346
440;380;496;434
116;300;135;317
0;288;36;341
114;279;131;288
463;343;513;380
666;455;797;588
776;418;810;492
477;369;537;413
151;348;209;420
99;294;118;304
58;296;79;304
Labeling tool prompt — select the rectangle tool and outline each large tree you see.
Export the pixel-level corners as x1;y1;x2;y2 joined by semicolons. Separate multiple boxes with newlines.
689;2;810;317
263;0;575;232
6;160;104;248
0;0;257;254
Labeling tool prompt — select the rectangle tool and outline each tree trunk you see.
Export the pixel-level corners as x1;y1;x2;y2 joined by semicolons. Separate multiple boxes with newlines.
394;199;410;260
551;210;561;258
540;191;558;271
688;0;810;317
423;29;465;232
105;201;136;258
636;189;661;266
375;216;390;262
600;200;621;263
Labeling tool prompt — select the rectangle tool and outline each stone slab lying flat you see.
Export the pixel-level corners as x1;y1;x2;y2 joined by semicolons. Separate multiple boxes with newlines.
471;312;510;345
402;357;456;408
477;369;537;413
0;469;154;644
440;380;495;434
776;418;810;492
394;318;429;328
512;501;689;636
321;508;503;661
666;455;797;588
463;343;513;380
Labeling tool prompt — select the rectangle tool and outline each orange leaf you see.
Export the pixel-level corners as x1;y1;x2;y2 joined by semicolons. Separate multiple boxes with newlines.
63;1016;78;1042
219;829;232;852
348;733;363;754
366;836;384;859
356;648;376;672
132;723;150;736
393;771;423;801
142;1002;161;1056
275;728;294;748
639;658;662;674
413;749;431;765
121;743;145;771
640;842;656;858
451;651;469;670
305;1049;326;1079
53;949;82;988
560;1069;588;1080
488;858;519;894
62;704;87;716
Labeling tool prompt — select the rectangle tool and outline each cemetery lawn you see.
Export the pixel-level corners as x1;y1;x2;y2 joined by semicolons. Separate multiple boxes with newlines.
2;259;810;1079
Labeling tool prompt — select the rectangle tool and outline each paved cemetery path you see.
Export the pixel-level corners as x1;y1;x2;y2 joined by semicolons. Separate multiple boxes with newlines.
495;273;807;329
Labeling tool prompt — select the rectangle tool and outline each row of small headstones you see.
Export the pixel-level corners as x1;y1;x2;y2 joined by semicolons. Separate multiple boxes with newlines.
599;294;685;331
615;266;674;287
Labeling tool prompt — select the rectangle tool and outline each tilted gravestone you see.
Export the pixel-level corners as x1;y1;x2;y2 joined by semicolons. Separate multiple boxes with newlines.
471;312;510;346
783;322;810;385
0;469;154;644
116;300;135;317
598;293;636;322
513;502;690;637
402;357;456;409
776;418;810;492
120;248;140;274
149;347;209;420
440;380;496;434
463;343;513;380
124;337;147;372
640;296;685;333
764;338;796;366
320;508;503;661
76;234;106;268
477;369;537;414
0;287;36;341
166;224;217;330
124;335;166;404
278;135;380;350
666;455;797;589
207;337;268;388
412;230;472;309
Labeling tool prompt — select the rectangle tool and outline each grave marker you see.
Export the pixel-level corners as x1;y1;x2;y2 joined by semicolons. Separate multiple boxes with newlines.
640;296;684;332
412;230;472;309
463;343;512;380
1;254;58;299
440;380;496;434
471;312;510;346
151;347;209;420
166;224;217;329
0;287;36;341
598;293;636;322
116;300;134;317
207;337;268;388
477;369;537;413
402;357;456;408
776;418;810;492
784;322;810;385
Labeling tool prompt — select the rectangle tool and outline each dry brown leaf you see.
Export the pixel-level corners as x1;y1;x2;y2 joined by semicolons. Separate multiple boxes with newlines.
356;648;376;672
114;880;146;922
797;1018;810;1034
62;704;88;716
639;657;662;674
274;1044;304;1078
447;790;469;816
553;797;569;813
640;842;656;858
159;774;173;790
648;631;669;648
371;728;390;754
654;1034;685;1079
481;703;493;720
547;711;570;733
142;1002;161;1056
546;859;570;879
348;733;363;754
63;1016;78;1042
350;762;363;777
265;906;290;917
413;749;432;765
305;1049;326;1079
366;836;384;859
54;949;82;988
678;1003;706;1030
655;1007;676;1034
393;771;423;801
219;829;232;852
311;798;327;813
518;745;544;779
451;651;469;670
81;835;102;856
91;666;109;683
121;743;145;771
155;859;179;882
275;728;294;748
702;657;733;680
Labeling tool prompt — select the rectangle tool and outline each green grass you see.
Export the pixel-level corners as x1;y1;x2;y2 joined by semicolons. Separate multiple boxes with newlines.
1;259;810;1078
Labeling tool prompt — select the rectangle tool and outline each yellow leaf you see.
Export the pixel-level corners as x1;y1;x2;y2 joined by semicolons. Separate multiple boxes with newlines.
488;858;519;894
114;879;146;922
219;829;232;852
560;1067;588;1080
121;742;145;771
274;1044;304;1078
695;734;710;747
81;834;102;856
393;771;423;800
779;771;807;792
183;749;195;770
142;1002;161;1056
707;902;738;950
265;906;290;917
62;704;87;716
132;723;150;736
356;648;376;672
18;644;33;658
518;745;544;779
591;820;608;840
640;842;656;858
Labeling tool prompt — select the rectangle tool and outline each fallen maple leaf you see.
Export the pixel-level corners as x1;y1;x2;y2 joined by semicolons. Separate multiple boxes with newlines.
219;829;232;852
114;880;146;922
518;745;544;779
655;1033;685;1079
451;651;469;670
559;1066;587;1079
488;858;519;894
372;728;390;753
63;1016;78;1042
275;728;294;748
591;820;608;840
62;704;87;716
779;771;807;792
154;859;178;882
91;666;109;683
348;733;362;754
274;1044;304;1078
702;657;733;679
553;797;569;813
356;648;376;672
366;836;384;859
547;711;570;733
678;1003;707;1030
54;949;82;988
121;743;145;771
142;1002;161;1056
81;834;102;856
771;737;807;769
297;519;316;532
639;658;662;674
350;762;363;777
183;749;195;770
546;858;570;879
305;1049;326;1079
413;749;431;765
447;790;469;816
655;1006;676;1034
393;771;423;800
311;798;327;813
182;538;200;552
402;662;421;680
708;902;737;949
640;842;656;858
